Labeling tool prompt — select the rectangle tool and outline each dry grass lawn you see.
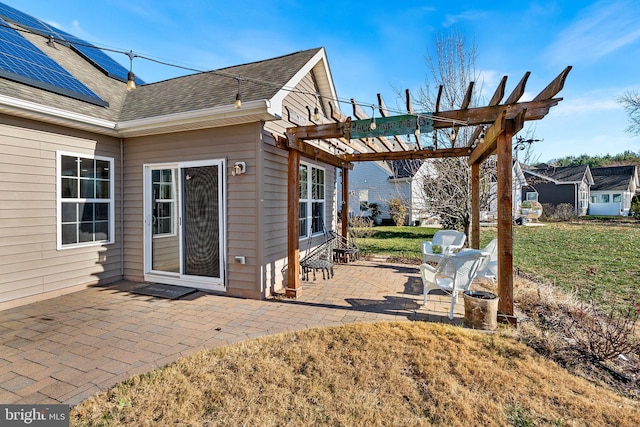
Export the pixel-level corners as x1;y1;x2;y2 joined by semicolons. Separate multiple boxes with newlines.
71;322;640;426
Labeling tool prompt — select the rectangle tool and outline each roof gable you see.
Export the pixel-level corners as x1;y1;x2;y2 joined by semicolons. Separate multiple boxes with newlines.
590;165;638;191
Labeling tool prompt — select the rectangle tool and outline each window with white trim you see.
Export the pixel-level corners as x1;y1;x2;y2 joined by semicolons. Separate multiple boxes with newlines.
299;163;325;238
58;152;114;248
601;194;610;203
526;192;538;202
613;194;622;203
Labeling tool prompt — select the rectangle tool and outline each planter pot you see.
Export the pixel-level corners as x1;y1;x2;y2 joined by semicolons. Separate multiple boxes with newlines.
463;290;498;331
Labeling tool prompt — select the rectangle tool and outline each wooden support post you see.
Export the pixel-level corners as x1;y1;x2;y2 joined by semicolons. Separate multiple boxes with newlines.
341;167;349;240
496;120;515;324
471;162;480;249
286;149;301;298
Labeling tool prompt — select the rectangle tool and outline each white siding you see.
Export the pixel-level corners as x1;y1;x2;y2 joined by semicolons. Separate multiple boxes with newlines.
338;161;410;223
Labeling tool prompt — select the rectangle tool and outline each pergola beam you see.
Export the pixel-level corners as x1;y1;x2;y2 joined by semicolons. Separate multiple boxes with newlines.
432;98;561;128
341;147;472;162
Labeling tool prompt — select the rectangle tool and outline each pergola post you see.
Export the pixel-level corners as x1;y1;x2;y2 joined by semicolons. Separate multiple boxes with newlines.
471;162;480;249
496;119;515;321
286;149;301;298
341;167;349;240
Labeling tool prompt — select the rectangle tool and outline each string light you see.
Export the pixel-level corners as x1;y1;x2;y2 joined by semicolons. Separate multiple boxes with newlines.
234;77;242;109
369;105;376;130
126;50;136;92
313;94;320;121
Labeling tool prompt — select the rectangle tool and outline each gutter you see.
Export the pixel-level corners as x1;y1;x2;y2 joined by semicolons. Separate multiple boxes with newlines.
0;94;117;133
0;94;279;137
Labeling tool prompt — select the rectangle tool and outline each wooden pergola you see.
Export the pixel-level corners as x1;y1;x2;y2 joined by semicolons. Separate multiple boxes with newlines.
274;66;571;324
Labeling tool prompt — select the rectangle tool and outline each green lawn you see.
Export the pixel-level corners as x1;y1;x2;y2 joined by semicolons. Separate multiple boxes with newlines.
355;222;640;306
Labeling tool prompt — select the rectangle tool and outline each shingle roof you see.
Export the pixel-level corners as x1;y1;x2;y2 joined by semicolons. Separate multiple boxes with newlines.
119;48;322;121
526;164;589;183
590;165;636;191
387;159;424;179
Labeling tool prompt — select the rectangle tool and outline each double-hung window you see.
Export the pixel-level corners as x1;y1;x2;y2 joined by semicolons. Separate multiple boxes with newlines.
298;163;325;238
57;152;114;248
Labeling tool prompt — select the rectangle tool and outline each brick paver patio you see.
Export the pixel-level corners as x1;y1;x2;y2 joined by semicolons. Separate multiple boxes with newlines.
0;259;462;406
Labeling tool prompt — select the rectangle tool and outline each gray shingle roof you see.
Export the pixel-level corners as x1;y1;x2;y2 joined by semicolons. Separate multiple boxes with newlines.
387;159;424;179
527;164;589;183
590;165;636;191
119;48;322;121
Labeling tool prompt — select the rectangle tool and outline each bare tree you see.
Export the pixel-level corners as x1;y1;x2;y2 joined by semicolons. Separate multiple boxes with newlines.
620;91;640;135
413;29;495;236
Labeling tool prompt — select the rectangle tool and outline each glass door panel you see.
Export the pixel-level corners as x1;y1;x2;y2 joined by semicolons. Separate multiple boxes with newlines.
151;168;180;273
182;165;220;278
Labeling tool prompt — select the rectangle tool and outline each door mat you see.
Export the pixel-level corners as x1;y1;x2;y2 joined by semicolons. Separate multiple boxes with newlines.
132;283;197;299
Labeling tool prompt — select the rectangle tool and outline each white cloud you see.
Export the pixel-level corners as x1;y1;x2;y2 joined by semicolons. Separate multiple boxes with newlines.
546;0;640;65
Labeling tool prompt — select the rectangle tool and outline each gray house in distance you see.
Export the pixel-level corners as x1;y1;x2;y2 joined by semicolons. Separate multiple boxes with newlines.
521;164;593;215
0;2;342;309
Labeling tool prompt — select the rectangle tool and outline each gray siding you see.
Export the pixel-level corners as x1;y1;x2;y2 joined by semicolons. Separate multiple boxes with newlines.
0;117;122;306
123;123;261;298
261;72;338;293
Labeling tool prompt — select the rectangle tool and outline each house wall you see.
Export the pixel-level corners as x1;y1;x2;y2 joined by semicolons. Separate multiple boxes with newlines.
123;123;263;299
523;182;575;210
589;190;632;216
0;116;123;308
337;161;409;223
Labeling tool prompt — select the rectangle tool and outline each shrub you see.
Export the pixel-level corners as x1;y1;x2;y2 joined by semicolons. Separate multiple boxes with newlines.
554;203;576;221
347;216;376;250
565;291;640;362
631;195;640;219
538;203;556;221
387;198;407;226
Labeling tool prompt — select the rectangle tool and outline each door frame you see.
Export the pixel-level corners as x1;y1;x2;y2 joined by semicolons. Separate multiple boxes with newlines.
143;159;226;292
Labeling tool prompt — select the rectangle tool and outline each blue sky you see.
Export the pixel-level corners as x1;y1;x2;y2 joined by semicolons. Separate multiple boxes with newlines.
9;0;640;162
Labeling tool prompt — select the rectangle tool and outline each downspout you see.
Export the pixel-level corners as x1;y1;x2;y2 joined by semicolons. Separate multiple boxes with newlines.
120;138;125;278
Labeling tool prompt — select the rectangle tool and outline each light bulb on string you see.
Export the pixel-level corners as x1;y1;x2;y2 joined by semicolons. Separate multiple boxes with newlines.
369;105;377;130
234;78;242;109
126;50;137;91
313;94;320;121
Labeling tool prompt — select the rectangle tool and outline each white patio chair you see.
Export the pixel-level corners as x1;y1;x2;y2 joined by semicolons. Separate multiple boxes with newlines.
475;238;498;282
421;250;485;320
422;230;467;264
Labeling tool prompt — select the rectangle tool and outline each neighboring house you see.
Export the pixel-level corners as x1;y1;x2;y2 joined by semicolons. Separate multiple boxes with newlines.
0;3;341;308
588;165;639;216
521;164;594;215
341;156;527;225
338;160;423;225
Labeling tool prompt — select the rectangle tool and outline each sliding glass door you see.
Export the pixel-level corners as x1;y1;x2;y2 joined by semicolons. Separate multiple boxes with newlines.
144;160;225;291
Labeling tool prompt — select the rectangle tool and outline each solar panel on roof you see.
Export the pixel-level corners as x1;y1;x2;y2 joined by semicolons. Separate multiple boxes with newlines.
0;21;107;106
0;1;142;85
55;28;144;85
0;2;58;37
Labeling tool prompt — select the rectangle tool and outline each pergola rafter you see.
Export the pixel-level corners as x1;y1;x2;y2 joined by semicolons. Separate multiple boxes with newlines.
275;66;572;325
